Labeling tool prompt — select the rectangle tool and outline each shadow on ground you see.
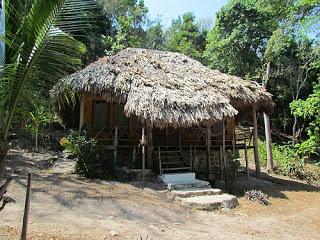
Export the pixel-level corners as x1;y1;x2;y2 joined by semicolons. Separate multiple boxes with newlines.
3;149;319;205
214;169;320;199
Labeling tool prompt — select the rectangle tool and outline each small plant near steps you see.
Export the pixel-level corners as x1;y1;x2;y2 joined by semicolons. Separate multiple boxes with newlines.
244;189;270;205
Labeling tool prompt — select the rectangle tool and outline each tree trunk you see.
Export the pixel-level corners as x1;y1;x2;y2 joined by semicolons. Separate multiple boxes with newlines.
262;62;274;172
252;107;261;179
0;140;9;179
292;116;298;145
263;113;274;172
35;131;38;152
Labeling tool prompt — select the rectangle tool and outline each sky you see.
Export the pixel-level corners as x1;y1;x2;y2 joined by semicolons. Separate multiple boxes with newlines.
144;0;228;28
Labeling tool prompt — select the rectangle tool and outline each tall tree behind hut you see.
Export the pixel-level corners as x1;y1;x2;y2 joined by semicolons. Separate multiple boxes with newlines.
203;1;274;79
204;0;319;140
164;12;207;61
99;0;165;53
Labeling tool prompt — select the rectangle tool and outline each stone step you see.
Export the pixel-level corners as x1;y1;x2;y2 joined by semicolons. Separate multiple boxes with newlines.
179;194;238;210
170;188;221;198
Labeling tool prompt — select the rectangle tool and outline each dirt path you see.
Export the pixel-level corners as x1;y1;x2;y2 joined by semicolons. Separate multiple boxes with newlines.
1;149;319;240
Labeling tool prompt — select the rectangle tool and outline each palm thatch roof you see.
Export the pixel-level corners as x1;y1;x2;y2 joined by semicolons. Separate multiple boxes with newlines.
51;48;273;128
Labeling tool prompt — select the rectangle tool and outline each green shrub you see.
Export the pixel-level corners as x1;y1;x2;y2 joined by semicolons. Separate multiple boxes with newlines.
258;141;304;177
295;137;319;159
257;141;320;183
273;144;304;176
291;81;320;158
226;155;241;193
258;142;267;167
60;130;115;179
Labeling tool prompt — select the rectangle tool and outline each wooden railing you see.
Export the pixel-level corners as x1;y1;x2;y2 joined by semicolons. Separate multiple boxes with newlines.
89;125;142;146
156;146;192;174
88;126;142;165
86;125;254;176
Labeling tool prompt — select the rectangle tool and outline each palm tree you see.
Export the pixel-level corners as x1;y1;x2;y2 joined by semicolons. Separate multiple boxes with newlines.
0;0;96;176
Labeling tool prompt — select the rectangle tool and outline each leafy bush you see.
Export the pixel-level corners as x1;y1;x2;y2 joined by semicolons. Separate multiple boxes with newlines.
258;141;304;177
15;96;58;151
258;141;320;183
225;154;241;193
291;80;320;158
60;130;114;179
273;145;304;176
295;137;319;159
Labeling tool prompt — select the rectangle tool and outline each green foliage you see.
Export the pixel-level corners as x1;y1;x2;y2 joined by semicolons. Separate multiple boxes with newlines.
204;2;274;78
291;80;320;156
225;155;241;193
145;22;165;50
291;0;320;37
165;12;206;61
259;140;320;183
24;100;56;149
74;1;111;64
101;0;149;54
273;145;305;175
203;0;318;142
264;30;318;137
258;141;305;176
0;0;95;144
61;130;115;179
61;130;97;160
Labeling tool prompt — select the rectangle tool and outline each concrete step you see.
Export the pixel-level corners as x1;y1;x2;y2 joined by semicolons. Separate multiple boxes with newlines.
159;172;196;183
171;188;221;198
167;179;210;190
179;194;238;210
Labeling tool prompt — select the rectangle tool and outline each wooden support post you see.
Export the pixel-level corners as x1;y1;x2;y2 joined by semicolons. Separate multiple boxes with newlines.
165;128;169;150
113;126;118;164
189;145;192;171
79;95;84;131
109;97;114;127
244;139;249;181
179;130;182;153
264;113;274;172
142;126;146;187
207;125;212;175
232;130;236;155
83;95;93;126
158;146;161;174
222;119;227;188
219;146;223;179
132;147;136;168
146;124;153;170
21;174;31;240
252;107;261;179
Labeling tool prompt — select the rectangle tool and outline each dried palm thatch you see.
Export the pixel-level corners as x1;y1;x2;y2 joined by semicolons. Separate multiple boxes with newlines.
51;48;273;128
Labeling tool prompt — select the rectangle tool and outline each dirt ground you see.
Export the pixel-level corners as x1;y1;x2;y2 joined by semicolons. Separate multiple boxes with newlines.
1;149;319;240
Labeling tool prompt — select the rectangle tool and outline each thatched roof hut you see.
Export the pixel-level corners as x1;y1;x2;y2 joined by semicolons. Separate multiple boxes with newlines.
51;48;273;128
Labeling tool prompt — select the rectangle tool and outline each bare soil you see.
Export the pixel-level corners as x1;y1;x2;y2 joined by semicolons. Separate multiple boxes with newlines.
1;149;319;240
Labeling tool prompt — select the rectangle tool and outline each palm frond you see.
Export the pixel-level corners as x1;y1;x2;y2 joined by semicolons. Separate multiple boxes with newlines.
0;0;97;140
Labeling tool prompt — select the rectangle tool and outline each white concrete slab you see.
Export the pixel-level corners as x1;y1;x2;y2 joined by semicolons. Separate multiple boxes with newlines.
159;172;196;184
